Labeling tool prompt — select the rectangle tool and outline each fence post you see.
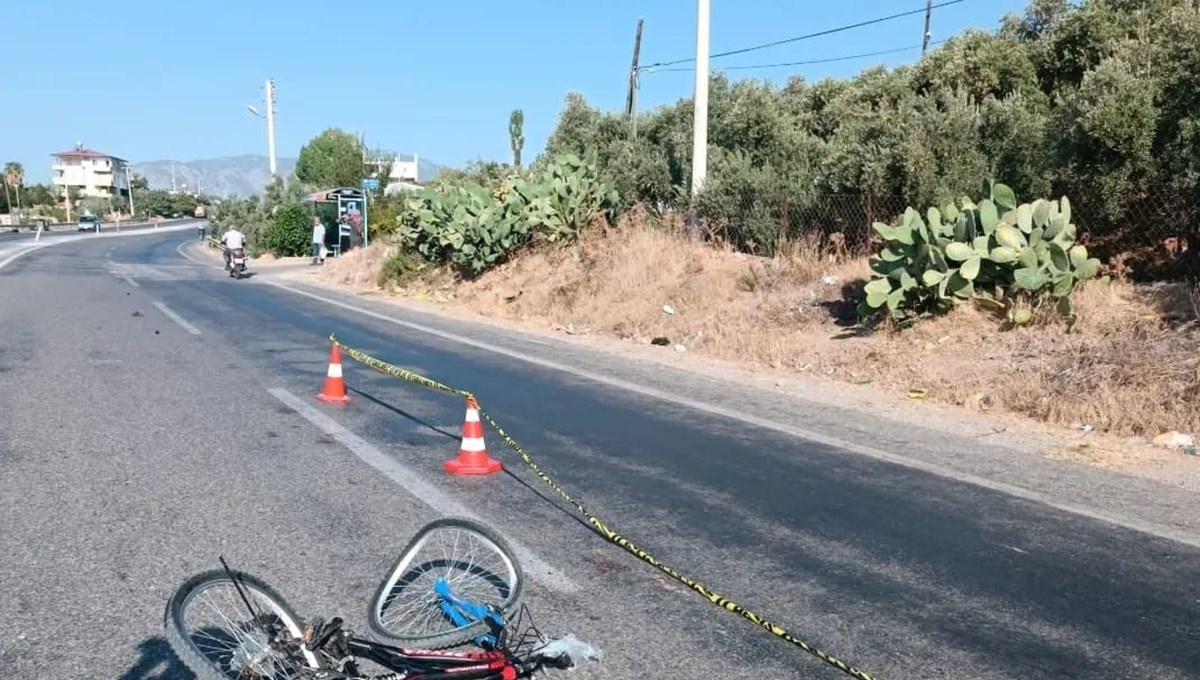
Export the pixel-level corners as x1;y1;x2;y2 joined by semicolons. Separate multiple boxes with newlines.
780;196;789;247
866;189;876;253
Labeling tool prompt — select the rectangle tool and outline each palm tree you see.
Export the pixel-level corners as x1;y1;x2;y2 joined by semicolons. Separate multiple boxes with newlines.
2;162;22;218
11;163;23;213
1;163;11;215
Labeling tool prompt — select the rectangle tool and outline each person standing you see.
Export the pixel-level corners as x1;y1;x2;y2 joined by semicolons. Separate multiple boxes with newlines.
311;216;326;265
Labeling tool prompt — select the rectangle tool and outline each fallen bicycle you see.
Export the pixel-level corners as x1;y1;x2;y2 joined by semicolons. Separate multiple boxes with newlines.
163;517;601;679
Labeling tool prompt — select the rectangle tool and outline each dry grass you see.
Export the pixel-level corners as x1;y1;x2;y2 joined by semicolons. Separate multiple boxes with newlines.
842;281;1200;436
313;209;1200;439
454;208;868;371
312;241;401;289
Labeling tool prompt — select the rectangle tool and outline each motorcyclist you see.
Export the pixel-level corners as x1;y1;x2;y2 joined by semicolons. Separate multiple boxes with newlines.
220;227;246;270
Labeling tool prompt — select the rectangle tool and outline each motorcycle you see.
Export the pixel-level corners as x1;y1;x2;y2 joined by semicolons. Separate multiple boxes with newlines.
226;247;247;279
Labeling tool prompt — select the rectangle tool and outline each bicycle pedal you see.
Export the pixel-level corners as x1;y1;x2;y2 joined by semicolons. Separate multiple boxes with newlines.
303;617;325;644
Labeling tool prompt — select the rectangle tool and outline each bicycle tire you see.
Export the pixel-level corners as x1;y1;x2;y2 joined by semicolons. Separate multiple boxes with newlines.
164;568;324;680
367;517;525;649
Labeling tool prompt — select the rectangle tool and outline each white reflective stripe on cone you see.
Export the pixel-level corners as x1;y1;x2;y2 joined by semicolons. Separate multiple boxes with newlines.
460;437;487;452
328;363;343;378
464;408;480;422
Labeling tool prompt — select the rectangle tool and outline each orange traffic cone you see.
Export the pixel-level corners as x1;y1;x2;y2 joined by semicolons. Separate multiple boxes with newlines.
443;397;502;475
316;343;351;404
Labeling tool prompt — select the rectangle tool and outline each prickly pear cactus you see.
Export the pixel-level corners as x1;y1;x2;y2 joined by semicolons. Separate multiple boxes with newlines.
398;152;618;276
860;181;1102;325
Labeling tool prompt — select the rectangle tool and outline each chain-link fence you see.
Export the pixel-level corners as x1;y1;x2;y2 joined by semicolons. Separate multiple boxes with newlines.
690;192;906;258
1072;191;1200;281
691;190;1200;281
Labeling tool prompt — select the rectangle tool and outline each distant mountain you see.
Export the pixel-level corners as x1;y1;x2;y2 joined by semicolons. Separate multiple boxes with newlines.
131;155;293;198
131;153;442;198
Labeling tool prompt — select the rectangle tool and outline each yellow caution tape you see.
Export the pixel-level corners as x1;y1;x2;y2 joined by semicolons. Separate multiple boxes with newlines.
328;333;879;680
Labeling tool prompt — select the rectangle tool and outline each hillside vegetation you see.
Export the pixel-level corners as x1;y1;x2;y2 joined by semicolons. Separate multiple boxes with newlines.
367;0;1200;280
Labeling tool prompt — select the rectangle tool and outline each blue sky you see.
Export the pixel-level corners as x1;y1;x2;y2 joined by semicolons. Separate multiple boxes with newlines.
6;0;1029;183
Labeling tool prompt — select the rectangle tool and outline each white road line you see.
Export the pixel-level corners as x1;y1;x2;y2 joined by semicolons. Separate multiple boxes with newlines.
268;387;578;594
263;280;1200;550
122;275;140;288
0;243;51;270
177;239;208;264
152;301;202;336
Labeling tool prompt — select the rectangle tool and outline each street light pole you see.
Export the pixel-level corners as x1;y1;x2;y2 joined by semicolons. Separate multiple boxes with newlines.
247;79;279;179
690;0;710;197
265;78;278;177
126;166;136;218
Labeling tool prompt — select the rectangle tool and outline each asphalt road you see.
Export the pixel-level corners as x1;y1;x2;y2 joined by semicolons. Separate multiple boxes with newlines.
0;232;1197;679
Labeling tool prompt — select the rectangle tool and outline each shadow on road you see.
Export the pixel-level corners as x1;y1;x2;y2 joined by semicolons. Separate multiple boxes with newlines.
501;466;601;538
349;387;459;440
118;637;195;680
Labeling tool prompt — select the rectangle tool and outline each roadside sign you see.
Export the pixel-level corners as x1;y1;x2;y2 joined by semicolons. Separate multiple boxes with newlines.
361;178;381;190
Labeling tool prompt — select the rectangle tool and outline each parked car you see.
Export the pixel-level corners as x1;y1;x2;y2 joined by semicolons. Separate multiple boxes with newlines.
77;214;101;232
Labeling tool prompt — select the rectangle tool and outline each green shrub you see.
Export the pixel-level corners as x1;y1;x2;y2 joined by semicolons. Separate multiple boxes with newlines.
692;148;806;253
365;194;404;238
860;180;1103;325
262;203;312;257
377;248;427;290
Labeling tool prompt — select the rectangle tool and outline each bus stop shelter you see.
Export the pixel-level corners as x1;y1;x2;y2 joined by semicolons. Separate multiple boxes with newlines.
301;187;370;255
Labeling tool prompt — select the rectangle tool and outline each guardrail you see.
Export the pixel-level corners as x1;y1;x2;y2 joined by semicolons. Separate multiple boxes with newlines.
6;217;204;233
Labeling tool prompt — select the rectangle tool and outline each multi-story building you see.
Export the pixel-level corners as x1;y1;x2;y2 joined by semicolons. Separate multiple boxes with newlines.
384;154;423;195
363;146;424;195
51;144;132;202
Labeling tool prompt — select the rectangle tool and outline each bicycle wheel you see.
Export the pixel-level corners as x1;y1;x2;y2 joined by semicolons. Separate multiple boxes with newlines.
164;568;324;680
368;517;525;649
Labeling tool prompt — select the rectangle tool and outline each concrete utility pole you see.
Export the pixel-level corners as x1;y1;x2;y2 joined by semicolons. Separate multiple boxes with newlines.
266;78;278;177
625;17;644;139
690;0;710;197
126;168;135;217
922;0;933;54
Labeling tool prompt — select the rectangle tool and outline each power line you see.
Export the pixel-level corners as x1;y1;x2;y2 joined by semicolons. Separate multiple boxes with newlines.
639;0;967;70
650;40;948;73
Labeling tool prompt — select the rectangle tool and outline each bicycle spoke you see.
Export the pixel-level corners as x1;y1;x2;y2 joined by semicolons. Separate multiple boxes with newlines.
378;525;518;638
180;580;309;678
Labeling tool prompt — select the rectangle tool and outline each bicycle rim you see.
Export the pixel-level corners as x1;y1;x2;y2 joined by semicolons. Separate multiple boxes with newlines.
369;517;524;648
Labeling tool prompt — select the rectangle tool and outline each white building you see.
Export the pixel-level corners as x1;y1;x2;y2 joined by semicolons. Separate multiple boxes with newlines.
51;144;132;201
385;154;424;195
